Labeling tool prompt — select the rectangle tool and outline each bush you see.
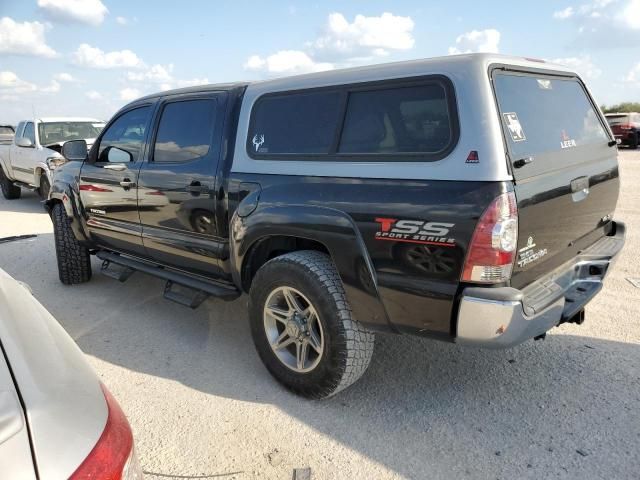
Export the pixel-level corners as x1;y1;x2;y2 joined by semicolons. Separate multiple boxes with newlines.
600;102;640;114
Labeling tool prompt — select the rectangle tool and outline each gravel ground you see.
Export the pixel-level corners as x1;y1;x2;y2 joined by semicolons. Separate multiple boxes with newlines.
1;151;639;480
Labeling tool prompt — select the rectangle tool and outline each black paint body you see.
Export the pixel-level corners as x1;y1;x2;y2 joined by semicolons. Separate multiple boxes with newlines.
48;79;621;341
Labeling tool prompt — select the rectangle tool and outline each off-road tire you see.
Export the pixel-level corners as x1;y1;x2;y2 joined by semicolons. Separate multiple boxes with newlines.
52;203;92;284
249;250;375;399
39;175;50;199
0;167;21;199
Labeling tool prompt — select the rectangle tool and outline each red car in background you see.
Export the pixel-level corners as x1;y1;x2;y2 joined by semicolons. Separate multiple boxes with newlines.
606;112;640;149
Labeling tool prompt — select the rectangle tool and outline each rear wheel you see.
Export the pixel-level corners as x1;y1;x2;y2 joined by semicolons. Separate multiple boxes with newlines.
0;167;21;199
249;250;375;399
39;175;50;199
630;133;639;150
52;203;92;284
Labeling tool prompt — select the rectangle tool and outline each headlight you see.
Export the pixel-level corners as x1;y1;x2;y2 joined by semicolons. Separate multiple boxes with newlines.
46;156;66;170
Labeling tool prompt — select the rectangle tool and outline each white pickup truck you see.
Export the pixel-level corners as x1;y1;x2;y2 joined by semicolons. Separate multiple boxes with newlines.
0;117;104;200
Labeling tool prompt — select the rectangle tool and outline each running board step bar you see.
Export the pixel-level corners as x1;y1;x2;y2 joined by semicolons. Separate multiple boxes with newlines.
96;251;240;306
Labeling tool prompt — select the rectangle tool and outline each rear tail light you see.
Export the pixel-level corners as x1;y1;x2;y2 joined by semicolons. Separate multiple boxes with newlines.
619;125;633;131
70;383;142;480
462;191;518;283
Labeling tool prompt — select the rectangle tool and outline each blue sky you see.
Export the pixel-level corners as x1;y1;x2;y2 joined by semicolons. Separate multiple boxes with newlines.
1;0;639;124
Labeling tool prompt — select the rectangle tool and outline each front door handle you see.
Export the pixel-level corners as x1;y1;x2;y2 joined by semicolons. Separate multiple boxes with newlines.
104;163;126;171
119;179;135;189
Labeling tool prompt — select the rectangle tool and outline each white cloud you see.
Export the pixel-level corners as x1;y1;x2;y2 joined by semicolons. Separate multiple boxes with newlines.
124;63;208;93
175;78;209;88
127;64;174;83
244;50;333;75
623;0;640;28
0;17;57;58
553;0;640;47
244;12;415;76
0;71;37;94
623;62;640;82
550;55;602;79
553;7;575;19
116;16;137;26
54;72;76;82
0;71;61;95
311;12;415;61
448;29;501;54
73;43;142;69
40;80;61;93
37;0;108;26
120;88;141;101
85;90;103;100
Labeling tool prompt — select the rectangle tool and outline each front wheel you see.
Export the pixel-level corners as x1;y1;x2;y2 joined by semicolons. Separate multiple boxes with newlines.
51;203;92;284
249;250;375;399
39;175;50;199
0;167;21;199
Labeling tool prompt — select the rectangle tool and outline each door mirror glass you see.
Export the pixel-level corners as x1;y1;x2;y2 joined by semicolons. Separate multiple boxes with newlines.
105;146;133;163
16;137;34;148
62;139;88;161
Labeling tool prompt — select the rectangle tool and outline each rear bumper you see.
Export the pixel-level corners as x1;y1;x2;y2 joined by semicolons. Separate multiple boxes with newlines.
614;132;637;144
455;221;625;348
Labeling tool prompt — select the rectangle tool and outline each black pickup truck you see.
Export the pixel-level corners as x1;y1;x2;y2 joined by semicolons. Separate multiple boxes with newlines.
44;54;624;398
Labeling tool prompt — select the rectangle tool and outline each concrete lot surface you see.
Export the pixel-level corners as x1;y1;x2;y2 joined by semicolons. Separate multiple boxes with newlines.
0;151;639;480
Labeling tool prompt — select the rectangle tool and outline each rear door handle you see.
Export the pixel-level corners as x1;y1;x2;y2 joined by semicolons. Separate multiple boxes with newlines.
186;181;208;195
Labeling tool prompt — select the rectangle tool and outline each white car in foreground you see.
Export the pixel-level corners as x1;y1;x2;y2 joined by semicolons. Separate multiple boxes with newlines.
0;267;141;479
0;118;104;200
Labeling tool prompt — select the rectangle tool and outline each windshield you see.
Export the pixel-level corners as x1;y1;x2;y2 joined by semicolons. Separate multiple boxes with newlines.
38;122;103;145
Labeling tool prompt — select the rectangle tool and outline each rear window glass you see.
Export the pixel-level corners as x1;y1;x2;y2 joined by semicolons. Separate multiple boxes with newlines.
249;91;342;155
338;84;452;154
494;74;608;158
153;99;216;163
248;77;457;160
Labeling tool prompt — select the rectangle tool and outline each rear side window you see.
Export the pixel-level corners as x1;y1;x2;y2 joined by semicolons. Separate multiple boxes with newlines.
493;73;608;159
339;84;451;154
249;91;342;155
0;126;13;135
247;76;457;161
153;99;216;163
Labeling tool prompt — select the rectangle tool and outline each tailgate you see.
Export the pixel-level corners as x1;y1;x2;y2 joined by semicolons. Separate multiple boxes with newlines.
492;69;619;289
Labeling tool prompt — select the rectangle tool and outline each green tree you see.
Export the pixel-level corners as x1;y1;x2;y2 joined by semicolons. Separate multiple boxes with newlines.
600;102;640;114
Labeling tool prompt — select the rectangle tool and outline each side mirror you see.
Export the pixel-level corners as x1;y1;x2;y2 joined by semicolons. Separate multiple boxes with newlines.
62;140;88;161
104;146;133;163
16;137;34;148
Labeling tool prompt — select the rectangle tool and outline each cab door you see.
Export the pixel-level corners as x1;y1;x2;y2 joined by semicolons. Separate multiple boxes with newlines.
12;122;36;182
79;105;153;255
137;92;227;277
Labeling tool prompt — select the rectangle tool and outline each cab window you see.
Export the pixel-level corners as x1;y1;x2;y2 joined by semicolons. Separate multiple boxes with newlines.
22;122;36;144
98;106;151;162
